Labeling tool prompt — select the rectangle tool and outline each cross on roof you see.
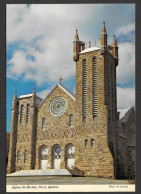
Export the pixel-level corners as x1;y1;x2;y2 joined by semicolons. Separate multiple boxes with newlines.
59;76;63;85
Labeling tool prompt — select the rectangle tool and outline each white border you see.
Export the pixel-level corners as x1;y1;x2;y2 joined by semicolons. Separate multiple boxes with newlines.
6;184;135;192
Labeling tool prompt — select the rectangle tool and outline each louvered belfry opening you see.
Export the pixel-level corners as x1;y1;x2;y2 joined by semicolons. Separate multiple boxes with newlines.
82;59;87;122
20;104;24;123
42;117;45;130
26;104;30;123
69;114;73;126
93;57;98;118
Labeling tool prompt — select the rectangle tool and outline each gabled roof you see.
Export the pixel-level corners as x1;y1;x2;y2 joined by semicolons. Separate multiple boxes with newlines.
38;83;75;107
59;84;75;98
118;107;134;122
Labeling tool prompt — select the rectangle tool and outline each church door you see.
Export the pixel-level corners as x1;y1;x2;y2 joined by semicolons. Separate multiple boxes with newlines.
53;145;61;169
67;144;75;169
40;147;48;170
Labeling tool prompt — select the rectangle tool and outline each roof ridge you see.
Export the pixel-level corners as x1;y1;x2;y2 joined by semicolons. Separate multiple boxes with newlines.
59;84;75;97
38;83;75;107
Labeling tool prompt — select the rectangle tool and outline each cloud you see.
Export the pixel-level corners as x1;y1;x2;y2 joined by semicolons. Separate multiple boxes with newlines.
116;42;135;86
37;89;52;99
116;23;135;36
7;4;135;88
117;87;135;109
7;41;75;84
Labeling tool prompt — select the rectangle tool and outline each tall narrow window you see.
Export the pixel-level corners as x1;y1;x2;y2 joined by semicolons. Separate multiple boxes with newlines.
42;117;45;130
24;150;28;163
93;57;98;117
85;139;88;148
82;59;87;122
17;150;21;163
69;114;73;126
26;104;30;123
20;105;24;123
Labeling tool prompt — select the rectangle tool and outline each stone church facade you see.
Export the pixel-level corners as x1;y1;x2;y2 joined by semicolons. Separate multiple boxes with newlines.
7;22;135;178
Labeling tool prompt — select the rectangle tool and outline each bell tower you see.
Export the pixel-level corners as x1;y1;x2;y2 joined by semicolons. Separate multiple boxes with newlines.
73;22;119;178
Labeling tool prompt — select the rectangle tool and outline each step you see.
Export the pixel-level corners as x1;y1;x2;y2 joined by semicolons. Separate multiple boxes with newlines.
6;169;72;177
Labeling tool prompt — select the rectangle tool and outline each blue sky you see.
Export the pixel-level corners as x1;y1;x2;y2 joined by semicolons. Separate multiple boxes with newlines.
6;4;135;132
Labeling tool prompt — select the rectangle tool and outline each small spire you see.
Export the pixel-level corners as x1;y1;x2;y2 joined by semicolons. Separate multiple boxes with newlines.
12;90;17;109
89;41;91;48
14;90;17;99
59;76;63;85
13;90;17;103
113;34;117;46
101;21;107;34
74;29;79;41
33;88;36;96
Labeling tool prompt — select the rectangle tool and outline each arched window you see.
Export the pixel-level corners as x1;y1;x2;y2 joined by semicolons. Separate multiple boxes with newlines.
69;114;73;126
82;59;87;122
42;117;45;130
17;150;21;163
54;145;61;159
85;139;88;148
24;150;28;163
92;57;97;118
91;139;94;148
41;147;48;160
26;104;30;123
20;105;24;123
67;144;75;159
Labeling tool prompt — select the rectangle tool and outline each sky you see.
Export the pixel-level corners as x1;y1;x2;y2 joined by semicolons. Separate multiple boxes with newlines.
6;4;135;132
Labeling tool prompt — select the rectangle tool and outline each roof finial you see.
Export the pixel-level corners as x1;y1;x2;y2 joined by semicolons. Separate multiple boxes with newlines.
89;41;91;48
59;76;63;85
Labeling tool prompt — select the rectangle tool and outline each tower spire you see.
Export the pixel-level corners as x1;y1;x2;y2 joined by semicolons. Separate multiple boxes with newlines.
74;29;79;41
112;34;118;65
113;34;117;46
73;29;85;61
12;91;17;109
101;21;107;34
100;21;108;49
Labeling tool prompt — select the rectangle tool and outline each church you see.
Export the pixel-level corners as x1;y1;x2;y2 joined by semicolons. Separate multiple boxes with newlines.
7;22;135;179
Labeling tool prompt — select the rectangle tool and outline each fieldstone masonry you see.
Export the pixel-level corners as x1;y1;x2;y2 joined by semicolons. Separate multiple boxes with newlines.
7;22;135;179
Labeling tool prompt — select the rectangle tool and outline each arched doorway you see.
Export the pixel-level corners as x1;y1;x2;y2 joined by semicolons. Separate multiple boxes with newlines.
53;145;61;169
66;144;75;169
40;146;48;170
